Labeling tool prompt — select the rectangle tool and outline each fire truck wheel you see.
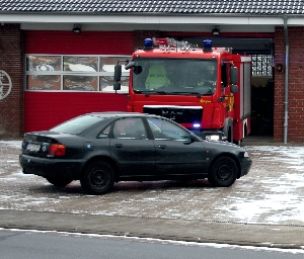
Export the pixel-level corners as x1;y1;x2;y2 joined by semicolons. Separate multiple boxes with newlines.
208;156;238;187
81;161;114;195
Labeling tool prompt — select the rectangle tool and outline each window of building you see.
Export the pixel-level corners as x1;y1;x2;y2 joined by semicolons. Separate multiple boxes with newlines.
251;55;273;77
25;55;130;93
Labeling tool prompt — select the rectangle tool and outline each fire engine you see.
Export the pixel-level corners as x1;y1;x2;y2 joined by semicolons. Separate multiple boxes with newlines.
114;37;251;143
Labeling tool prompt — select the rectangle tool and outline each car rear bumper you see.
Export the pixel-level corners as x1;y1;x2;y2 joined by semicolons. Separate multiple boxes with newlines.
19;154;84;180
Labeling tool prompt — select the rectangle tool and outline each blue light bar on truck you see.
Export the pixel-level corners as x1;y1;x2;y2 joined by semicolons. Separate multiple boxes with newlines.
192;123;201;129
144;38;153;49
202;39;212;52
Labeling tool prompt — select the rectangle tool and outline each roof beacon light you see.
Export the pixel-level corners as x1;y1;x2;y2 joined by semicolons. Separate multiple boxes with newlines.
144;38;154;50
144;37;192;50
154;37;169;46
203;39;213;52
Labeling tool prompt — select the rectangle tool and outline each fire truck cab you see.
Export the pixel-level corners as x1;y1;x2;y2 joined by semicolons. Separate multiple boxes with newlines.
114;38;251;143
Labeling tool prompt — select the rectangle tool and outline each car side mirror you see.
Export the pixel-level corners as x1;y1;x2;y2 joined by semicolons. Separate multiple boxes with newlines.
183;135;195;145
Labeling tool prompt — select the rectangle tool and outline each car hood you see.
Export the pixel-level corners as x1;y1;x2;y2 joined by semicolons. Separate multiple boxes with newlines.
202;140;246;153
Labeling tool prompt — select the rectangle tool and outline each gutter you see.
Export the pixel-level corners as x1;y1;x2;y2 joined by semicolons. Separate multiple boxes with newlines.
0;13;285;25
283;17;289;144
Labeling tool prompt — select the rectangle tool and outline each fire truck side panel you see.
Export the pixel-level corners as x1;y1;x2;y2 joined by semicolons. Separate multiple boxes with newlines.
234;58;251;140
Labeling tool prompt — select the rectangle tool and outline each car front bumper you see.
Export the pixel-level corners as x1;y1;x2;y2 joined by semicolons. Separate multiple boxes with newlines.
19;154;84;180
239;157;252;177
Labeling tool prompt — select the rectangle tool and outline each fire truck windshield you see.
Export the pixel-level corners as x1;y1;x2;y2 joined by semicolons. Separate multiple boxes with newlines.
132;58;217;95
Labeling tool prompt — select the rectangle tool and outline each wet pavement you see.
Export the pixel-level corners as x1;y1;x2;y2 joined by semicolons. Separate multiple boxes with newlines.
0;140;304;248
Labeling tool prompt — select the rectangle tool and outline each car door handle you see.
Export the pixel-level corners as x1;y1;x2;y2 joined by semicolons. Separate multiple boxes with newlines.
115;143;123;148
157;144;166;149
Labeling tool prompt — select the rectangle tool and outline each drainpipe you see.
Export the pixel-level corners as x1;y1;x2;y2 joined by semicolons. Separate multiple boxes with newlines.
283;17;289;144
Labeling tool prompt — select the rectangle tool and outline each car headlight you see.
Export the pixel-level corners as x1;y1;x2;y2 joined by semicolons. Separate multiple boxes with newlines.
205;134;220;141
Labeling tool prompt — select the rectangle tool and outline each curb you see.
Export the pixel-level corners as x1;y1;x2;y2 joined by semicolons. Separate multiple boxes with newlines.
0;210;303;250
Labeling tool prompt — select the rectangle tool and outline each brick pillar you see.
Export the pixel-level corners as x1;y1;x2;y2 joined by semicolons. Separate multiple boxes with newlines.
0;24;23;138
288;27;304;142
273;27;285;142
274;27;304;143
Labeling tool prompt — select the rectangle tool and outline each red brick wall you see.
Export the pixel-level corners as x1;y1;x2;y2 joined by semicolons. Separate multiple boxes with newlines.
0;25;23;138
274;27;304;142
274;27;284;141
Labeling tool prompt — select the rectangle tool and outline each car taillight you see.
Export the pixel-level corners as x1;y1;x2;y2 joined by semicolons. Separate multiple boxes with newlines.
48;144;66;157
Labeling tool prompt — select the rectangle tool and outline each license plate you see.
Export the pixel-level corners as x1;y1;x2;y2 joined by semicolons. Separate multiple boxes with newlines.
26;143;41;152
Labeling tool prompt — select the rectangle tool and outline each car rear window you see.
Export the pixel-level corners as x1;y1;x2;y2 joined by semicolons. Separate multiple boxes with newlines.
50;114;104;135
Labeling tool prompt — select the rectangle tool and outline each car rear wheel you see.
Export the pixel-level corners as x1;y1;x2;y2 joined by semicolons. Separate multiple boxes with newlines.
80;161;114;195
208;156;238;187
46;176;73;188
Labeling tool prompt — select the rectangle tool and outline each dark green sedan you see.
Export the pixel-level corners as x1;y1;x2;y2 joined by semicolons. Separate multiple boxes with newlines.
20;112;252;194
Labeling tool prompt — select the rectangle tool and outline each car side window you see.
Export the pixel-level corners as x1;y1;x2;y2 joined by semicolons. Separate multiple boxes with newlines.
147;117;190;141
113;118;147;140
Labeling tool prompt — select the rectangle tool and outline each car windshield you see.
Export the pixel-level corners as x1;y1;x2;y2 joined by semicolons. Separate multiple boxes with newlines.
132;58;217;95
50;114;103;135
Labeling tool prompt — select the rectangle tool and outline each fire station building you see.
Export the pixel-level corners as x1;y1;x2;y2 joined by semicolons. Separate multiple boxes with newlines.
0;0;304;143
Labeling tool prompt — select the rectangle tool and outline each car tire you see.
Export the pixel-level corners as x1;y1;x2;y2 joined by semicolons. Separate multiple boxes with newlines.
80;161;114;195
208;156;238;187
46;176;73;188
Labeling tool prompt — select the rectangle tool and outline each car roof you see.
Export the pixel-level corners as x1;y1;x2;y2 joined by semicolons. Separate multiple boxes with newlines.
86;111;160;119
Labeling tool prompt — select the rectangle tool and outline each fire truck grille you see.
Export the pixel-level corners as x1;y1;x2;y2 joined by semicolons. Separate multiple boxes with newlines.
143;106;202;124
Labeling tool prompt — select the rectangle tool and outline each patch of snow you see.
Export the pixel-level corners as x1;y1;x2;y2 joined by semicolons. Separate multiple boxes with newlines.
0;140;22;149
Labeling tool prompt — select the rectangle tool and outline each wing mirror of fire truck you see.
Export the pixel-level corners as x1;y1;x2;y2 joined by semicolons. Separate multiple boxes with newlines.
125;61;135;70
125;61;142;74
113;64;122;91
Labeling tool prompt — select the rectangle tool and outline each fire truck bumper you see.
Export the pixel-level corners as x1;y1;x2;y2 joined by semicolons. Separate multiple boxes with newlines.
195;130;225;141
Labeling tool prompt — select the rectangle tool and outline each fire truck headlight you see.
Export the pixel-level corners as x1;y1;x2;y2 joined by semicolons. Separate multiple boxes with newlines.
205;134;220;141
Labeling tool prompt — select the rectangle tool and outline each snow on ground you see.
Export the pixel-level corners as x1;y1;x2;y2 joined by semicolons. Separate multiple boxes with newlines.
0;140;304;226
218;145;304;225
0;140;22;149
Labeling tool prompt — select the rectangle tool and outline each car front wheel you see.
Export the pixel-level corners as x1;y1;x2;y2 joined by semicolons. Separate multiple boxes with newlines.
208;156;238;187
80;161;114;195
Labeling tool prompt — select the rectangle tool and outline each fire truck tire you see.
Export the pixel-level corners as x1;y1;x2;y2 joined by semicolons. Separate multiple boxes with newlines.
208;156;237;187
